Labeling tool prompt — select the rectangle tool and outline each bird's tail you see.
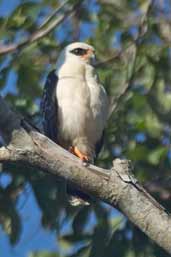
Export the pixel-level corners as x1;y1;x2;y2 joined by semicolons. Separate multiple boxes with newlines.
67;186;91;206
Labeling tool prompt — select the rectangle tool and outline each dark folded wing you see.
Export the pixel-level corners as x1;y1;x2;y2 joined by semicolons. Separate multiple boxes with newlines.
95;131;104;158
41;70;58;142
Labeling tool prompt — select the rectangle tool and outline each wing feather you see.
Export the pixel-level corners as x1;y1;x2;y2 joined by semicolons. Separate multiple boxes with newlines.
41;70;58;142
95;131;104;158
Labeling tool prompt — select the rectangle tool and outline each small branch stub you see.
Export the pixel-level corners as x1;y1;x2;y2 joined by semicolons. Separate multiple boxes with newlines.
112;158;137;183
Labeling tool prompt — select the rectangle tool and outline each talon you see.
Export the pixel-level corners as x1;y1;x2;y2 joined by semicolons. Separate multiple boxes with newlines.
69;146;89;162
69;146;74;154
74;146;89;161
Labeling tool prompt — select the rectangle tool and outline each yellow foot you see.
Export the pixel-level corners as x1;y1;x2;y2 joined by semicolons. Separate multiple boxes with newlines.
69;146;89;162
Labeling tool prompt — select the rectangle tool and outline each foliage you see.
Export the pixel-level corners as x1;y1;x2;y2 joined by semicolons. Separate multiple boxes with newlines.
0;0;171;256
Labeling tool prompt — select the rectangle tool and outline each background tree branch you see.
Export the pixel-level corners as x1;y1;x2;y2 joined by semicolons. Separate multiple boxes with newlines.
0;0;82;56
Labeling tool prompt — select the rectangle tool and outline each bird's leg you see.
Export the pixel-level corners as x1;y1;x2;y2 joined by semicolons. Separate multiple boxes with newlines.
69;146;89;162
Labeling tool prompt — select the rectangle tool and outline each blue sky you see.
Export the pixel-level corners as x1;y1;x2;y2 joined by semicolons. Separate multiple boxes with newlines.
0;0;20;17
0;176;58;257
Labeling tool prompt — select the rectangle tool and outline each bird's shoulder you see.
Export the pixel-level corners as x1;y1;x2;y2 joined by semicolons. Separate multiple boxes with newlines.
41;70;58;109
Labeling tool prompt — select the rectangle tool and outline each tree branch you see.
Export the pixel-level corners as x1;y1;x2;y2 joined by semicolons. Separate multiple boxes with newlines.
0;1;82;56
0;96;171;254
38;0;71;30
102;0;154;120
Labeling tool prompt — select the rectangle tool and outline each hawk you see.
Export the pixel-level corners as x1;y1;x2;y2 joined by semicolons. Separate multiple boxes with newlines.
41;42;108;205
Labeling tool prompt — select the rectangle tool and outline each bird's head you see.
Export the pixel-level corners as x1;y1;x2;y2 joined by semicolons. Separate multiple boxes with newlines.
62;42;95;65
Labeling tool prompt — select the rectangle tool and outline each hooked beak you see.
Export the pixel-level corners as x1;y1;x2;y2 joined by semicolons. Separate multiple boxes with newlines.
87;48;95;57
81;48;96;64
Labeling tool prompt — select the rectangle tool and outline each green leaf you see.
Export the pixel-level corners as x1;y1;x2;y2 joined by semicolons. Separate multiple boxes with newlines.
29;251;60;257
148;147;167;165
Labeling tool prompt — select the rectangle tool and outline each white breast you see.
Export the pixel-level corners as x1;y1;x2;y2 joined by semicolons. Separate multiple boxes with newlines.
56;61;108;146
56;77;90;141
85;64;108;136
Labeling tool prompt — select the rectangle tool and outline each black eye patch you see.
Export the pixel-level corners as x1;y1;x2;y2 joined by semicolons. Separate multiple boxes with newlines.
70;48;87;56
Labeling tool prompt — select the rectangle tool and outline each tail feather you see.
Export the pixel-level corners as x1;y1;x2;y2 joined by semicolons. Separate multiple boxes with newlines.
67;186;91;206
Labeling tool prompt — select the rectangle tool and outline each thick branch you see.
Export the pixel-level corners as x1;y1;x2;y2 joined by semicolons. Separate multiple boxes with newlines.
0;96;171;254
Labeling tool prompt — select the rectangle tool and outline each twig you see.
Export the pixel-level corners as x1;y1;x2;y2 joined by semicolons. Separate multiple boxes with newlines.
144;178;171;201
147;74;171;124
107;43;137;119
0;1;82;56
38;0;71;29
95;50;122;68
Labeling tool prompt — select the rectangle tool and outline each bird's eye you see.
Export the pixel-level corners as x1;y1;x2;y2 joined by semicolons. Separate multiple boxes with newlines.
70;48;87;56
